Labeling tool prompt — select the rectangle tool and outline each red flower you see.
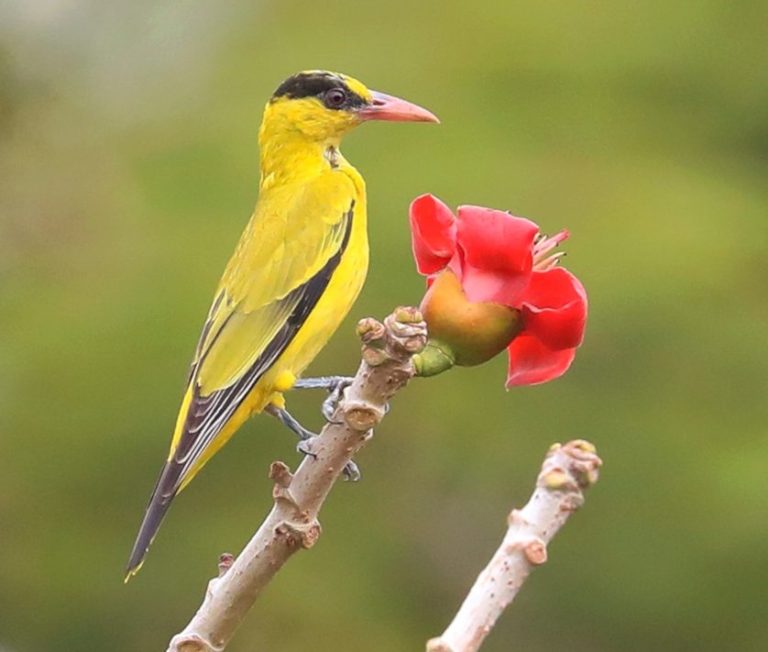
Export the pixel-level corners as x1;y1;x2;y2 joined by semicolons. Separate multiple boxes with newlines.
409;194;587;387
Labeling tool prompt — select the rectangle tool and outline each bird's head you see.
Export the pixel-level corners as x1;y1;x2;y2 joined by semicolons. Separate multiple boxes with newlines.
262;70;439;145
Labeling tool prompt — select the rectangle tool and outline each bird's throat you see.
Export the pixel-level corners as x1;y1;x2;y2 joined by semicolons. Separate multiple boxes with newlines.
258;129;342;190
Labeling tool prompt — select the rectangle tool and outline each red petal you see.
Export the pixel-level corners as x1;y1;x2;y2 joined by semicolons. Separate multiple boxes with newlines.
505;334;577;387
519;267;587;350
454;205;538;306
409;194;457;275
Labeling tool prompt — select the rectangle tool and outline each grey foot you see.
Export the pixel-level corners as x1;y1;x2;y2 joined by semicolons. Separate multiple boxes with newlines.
321;377;354;422
266;404;360;481
293;375;355;423
343;459;361;482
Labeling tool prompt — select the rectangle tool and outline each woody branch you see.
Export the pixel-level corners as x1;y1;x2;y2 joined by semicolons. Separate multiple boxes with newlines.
426;440;602;652
167;307;428;652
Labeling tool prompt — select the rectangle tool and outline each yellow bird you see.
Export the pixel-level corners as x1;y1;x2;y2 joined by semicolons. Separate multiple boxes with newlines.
125;71;438;579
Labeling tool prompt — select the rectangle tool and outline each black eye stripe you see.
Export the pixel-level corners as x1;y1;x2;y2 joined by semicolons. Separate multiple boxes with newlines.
272;72;367;109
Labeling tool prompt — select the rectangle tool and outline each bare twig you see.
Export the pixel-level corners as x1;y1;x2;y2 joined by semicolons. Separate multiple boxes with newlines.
426;440;602;652
167;307;427;652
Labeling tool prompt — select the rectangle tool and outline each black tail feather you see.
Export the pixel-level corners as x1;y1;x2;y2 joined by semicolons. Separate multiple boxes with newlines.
124;460;183;581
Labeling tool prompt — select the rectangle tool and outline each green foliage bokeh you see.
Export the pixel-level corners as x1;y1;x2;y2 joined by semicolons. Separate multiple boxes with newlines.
2;1;767;650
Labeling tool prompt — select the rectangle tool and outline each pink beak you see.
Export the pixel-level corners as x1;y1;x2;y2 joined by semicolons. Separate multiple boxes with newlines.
358;91;440;123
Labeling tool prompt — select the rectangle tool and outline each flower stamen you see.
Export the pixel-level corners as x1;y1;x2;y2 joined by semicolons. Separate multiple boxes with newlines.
533;230;569;270
535;252;567;271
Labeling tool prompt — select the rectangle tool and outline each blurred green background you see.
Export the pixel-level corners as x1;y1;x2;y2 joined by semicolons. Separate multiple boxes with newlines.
2;1;767;650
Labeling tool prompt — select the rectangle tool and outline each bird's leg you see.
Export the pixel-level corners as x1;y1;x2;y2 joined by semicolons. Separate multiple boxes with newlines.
265;404;361;481
293;375;354;391
265;404;317;455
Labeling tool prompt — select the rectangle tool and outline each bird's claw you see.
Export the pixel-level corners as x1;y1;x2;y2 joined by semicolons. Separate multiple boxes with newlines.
322;377;354;422
297;439;360;481
296;438;318;460
342;460;361;482
272;380;362;481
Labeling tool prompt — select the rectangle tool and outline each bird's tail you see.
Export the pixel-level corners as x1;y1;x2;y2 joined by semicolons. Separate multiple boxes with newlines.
124;459;184;582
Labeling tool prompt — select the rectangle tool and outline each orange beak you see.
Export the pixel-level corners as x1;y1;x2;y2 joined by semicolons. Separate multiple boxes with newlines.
358;91;440;123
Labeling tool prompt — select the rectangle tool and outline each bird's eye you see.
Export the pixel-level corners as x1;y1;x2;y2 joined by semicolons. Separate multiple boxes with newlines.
324;88;347;109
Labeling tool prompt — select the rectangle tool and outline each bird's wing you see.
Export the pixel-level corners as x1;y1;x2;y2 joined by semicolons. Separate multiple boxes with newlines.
125;173;357;579
173;172;357;483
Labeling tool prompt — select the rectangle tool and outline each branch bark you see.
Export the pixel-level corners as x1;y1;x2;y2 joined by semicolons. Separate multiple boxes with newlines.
167;307;427;652
426;440;602;652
